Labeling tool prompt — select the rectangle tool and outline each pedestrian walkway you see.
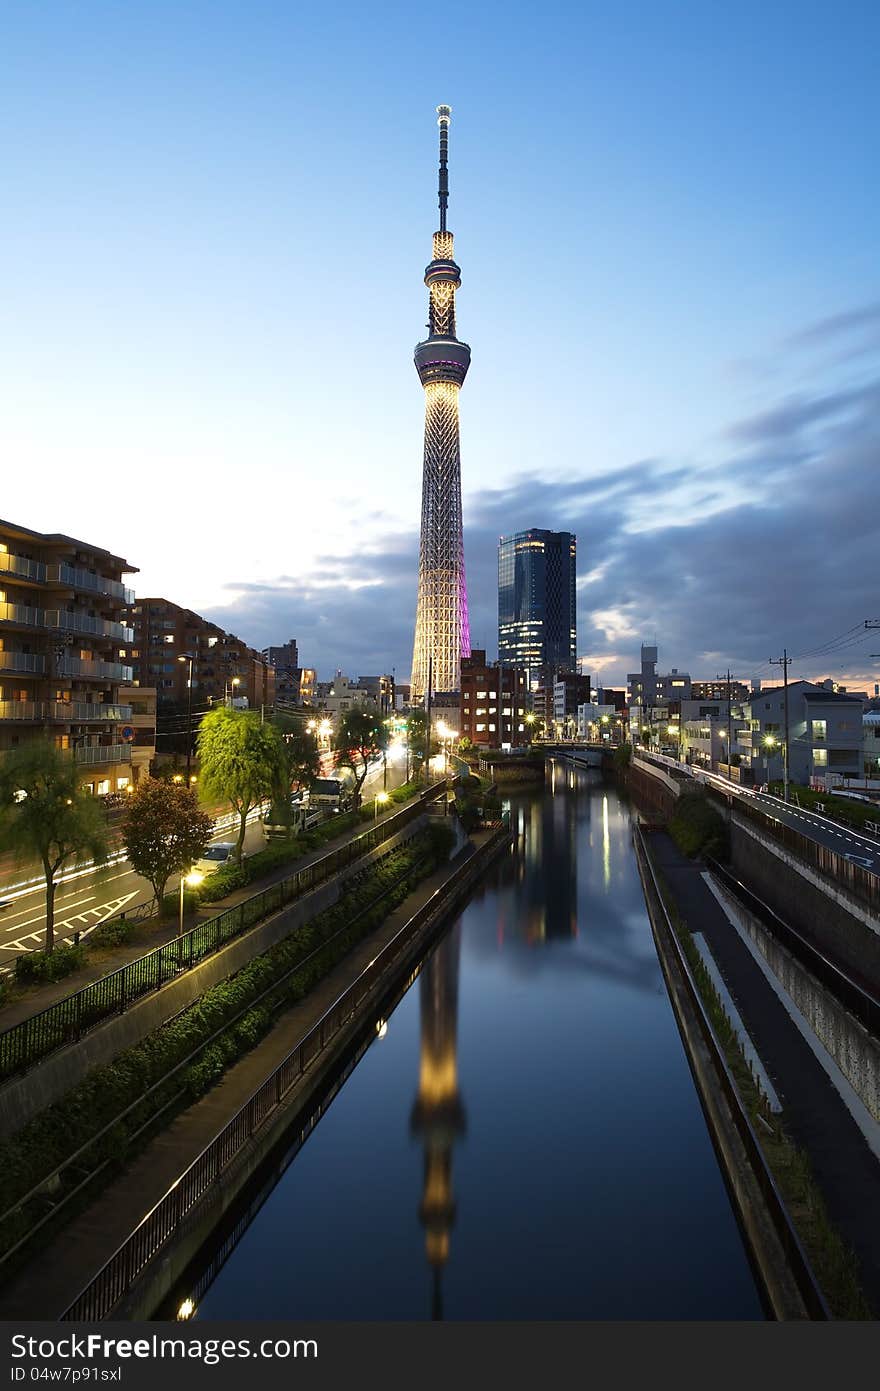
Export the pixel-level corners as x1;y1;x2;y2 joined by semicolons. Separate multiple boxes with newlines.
647;829;880;1313
0;832;478;1319
0;783;433;1033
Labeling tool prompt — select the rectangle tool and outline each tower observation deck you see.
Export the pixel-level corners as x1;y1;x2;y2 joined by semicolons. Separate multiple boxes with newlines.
410;105;471;702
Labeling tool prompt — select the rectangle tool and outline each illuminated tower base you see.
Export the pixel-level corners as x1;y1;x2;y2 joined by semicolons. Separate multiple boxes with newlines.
410;105;471;702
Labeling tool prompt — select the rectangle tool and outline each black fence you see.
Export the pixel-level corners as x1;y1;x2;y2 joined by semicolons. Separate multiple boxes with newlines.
634;824;829;1321
0;785;445;1082
61;823;511;1322
707;857;880;1036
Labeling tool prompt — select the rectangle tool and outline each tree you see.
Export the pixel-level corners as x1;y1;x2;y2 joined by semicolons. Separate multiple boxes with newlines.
271;715;321;796
334;708;388;807
197;706;284;861
0;743;109;953
121;778;215;908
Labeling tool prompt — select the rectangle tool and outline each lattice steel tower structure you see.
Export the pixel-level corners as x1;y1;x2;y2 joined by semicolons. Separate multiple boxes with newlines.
410;104;471;702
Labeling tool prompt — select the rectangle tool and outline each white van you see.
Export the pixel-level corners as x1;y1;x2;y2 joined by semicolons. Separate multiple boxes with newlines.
195;842;242;875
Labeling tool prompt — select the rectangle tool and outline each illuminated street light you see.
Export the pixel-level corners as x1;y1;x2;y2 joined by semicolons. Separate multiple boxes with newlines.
179;868;204;934
374;790;390;820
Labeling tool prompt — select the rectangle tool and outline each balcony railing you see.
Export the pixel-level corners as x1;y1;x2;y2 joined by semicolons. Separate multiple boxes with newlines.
0;605;133;644
0;602;43;628
48;565;135;605
0;553;46;583
0;652;46;674
0;702;133;723
57;657;133;682
44;610;133;643
72;744;132;766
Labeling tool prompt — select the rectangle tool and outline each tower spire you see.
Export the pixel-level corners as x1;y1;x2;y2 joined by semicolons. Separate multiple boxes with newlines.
437;104;451;232
411;105;472;702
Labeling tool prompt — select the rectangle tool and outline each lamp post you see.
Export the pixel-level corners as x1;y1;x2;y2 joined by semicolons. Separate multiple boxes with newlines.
374;790;390;821
225;676;241;707
179;868;203;935
178;653;195;785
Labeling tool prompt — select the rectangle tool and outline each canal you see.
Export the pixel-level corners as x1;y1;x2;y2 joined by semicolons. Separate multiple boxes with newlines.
191;764;763;1319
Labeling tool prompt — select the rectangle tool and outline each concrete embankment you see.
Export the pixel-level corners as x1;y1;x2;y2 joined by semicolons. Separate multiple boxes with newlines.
0;825;510;1321
632;825;816;1321
0;816;433;1138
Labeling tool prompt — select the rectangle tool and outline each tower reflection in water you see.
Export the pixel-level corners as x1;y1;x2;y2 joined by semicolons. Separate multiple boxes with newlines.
410;923;465;1320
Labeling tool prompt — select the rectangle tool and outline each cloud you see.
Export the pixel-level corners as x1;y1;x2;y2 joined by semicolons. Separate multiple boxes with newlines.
207;339;880;694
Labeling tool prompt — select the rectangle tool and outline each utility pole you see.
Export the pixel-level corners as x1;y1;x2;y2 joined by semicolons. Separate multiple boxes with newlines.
716;669;733;778
769;650;790;802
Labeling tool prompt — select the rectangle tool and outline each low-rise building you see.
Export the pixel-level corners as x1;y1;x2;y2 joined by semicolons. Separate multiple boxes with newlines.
460;649;527;749
738;682;864;785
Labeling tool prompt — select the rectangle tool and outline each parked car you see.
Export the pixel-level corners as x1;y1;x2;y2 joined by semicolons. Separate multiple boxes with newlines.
195;842;242;875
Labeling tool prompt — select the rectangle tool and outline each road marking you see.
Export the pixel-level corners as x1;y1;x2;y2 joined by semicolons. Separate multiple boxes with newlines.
3;896;96;934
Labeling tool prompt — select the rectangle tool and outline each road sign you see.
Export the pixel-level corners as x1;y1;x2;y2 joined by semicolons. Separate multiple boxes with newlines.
121;725;135;742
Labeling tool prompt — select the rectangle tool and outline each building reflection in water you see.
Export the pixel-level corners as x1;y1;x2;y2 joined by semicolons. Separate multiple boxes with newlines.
515;761;579;941
410;924;465;1319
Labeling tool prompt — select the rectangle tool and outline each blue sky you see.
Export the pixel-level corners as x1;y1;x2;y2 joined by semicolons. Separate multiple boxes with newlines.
2;1;878;689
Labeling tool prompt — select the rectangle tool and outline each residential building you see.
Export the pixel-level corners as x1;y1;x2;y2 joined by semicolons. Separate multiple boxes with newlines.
691;679;750;703
123;599;275;713
460;649;527;749
122;684;157;784
357;675;395;715
552;672;592;737
263;638;303;703
0;517;137;794
498;529;577;682
738;682;864;785
318;674;376;719
864;710;880;774
576;702;619;742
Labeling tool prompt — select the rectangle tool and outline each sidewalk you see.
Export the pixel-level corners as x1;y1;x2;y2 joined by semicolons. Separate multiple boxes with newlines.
0;831;476;1319
647;829;880;1313
0;782;433;1034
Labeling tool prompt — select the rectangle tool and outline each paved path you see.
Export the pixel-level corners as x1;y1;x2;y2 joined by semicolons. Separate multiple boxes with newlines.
648;830;880;1313
0;833;474;1319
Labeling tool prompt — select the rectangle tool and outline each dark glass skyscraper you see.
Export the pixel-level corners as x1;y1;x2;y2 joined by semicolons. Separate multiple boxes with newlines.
498;529;577;679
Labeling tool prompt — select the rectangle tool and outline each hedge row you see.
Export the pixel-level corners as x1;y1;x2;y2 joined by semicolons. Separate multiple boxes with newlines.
0;824;452;1266
669;793;729;860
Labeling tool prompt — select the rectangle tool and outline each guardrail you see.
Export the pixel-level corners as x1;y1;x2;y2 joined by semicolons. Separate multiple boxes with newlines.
0;785;445;1082
731;797;880;910
706;858;880;1038
633;822;829;1320
61;822;511;1322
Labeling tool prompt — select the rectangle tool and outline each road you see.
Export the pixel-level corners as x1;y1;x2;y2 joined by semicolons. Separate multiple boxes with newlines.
637;751;880;877
0;740;414;969
0;808;268;970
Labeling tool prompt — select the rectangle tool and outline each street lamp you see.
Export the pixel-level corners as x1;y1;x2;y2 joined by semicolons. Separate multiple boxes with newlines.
225;676;241;707
179;868;203;934
178;653;195;784
374;790;390;821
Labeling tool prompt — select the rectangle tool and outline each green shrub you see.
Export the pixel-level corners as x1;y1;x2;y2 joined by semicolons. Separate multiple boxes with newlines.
159;886;203;919
13;943;87;985
614;743;632;771
669;793;728;860
195;865;250;905
90;917;137;949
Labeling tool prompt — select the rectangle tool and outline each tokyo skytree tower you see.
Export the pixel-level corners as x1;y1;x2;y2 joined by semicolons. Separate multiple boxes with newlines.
410;104;471;702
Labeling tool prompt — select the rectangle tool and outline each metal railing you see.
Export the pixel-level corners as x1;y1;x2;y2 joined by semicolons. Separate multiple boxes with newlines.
49;565;135;605
61;821;510;1322
633;823;829;1320
0;702;133;724
707;857;880;1035
44;610;133;643
731;797;880;911
0;602;42;628
0;553;46;583
0;784;446;1081
58;657;133;682
73;744;132;766
0;652;45;674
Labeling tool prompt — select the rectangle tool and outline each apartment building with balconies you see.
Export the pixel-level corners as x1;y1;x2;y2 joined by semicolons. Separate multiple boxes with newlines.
0;517;138;793
122;599;275;714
